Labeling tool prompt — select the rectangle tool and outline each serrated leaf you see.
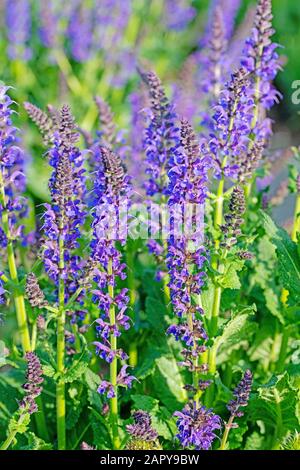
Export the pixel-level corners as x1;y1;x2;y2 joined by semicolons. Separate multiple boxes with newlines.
131;394;159;412
228;422;248;450
248;373;300;444
261;211;300;304
42;364;56;378
214;307;255;351
24;432;53;450
63;351;90;383
245;432;265;450
8;412;30;436
217;259;245;290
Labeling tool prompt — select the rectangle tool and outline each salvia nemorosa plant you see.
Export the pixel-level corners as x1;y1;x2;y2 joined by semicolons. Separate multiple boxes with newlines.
0;0;299;454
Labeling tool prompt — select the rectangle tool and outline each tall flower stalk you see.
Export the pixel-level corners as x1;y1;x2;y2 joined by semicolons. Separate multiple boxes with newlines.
220;369;252;450
42;104;86;449
0;85;31;352
91;146;135;449
167;119;210;401
209;0;281;351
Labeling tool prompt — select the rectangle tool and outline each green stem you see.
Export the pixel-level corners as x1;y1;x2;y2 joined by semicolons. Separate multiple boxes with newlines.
34;396;50;443
31;321;37;352
126;246;138;367
186;286;200;406
219;416;234;450
108;258;120;450
0;413;27;450
56;226;66;450
0;168;31;352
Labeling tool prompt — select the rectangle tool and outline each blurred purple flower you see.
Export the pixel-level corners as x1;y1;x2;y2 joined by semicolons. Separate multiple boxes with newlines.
5;0;31;60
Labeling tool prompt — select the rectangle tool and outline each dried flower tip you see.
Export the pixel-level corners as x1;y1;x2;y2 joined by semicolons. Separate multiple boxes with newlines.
19;352;44;414
138;69;167;115
36;315;46;331
180;118;199;160
52;152;73;207
100;146;126;194
25;273;47;308
221;186;246;248
94;96;116;147
24;102;55;146
58;104;79;151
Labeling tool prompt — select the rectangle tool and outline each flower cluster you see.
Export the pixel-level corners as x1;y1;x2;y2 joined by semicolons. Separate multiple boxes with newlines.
19;352;44;415
126;410;159;450
25;273;47;308
174;403;221;450
0;86;27;250
227;369;253;423
242;0;281;107
24;102;56;146
42;105;86;297
221;186;246;249
208;67;255;179
91;146;135;398
140;69;179;198
166;120;210;378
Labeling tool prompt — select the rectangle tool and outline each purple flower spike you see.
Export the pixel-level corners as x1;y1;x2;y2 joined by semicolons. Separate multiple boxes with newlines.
227;369;253;421
174;402;221;450
0;86;28;249
19;352;44;415
91;146;134;399
139;69;180;198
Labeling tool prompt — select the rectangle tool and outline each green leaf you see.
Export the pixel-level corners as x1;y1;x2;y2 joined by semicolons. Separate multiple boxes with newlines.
131;394;159;412
145;296;168;330
8;412;31;436
152;355;187;411
217;259;245;290
245;432;265;450
63;351;90;383
248;373;300;444
42;364;56;378
24;432;53;450
214;307;256;351
228;422;248;450
261;211;300;304
85;369;102;412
